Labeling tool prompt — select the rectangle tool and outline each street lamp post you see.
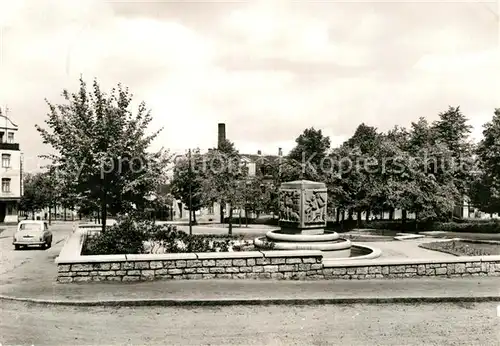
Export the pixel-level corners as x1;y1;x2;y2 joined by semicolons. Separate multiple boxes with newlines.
188;148;193;236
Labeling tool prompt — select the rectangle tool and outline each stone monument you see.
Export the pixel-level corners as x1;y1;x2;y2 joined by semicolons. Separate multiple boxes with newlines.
254;180;352;257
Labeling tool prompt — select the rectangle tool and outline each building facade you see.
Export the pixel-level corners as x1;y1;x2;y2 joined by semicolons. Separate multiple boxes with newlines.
0;113;21;223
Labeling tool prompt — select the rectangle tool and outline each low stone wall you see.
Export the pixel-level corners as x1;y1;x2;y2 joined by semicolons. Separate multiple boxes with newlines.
56;254;500;282
55;228;500;282
56;251;324;283
323;257;500;279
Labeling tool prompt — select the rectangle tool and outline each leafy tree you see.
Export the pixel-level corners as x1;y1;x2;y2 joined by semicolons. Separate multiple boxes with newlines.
469;174;500;215
340;124;382;223
344;123;380;154
367;133;408;220
202;139;247;234
170;149;205;224
238;177;267;223
475;108;500;214
408;117;435;154
432;106;474;200
40;167;61;224
19;173;47;219
36;77;170;232
403;120;459;226
288;127;331;180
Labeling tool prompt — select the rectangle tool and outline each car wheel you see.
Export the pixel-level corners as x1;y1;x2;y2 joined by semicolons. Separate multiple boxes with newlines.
14;245;20;250
47;240;52;248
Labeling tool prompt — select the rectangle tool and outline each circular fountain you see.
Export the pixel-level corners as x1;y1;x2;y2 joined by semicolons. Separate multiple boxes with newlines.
254;180;353;258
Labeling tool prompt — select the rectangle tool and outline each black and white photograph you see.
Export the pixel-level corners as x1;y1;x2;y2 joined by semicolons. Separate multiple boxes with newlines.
0;0;499;345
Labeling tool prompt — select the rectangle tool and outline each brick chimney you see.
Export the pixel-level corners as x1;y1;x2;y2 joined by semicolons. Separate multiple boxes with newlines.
217;123;226;149
278;147;282;156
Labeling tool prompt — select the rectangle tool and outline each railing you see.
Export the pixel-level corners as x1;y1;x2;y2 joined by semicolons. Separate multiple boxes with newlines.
0;143;19;150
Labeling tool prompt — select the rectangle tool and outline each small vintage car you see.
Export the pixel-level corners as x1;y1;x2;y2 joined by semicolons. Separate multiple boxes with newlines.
13;220;53;250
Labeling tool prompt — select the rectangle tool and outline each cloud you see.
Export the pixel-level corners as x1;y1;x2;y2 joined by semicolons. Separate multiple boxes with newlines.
0;0;499;172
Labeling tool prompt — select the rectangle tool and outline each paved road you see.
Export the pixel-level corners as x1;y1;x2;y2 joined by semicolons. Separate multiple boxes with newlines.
1;222;499;345
0;223;74;285
1;300;499;345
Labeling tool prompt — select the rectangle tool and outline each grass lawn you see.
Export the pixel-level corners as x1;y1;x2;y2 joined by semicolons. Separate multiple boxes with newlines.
419;240;500;256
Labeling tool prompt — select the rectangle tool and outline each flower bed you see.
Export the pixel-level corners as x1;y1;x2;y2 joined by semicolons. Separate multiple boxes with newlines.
82;216;274;256
419;240;500;257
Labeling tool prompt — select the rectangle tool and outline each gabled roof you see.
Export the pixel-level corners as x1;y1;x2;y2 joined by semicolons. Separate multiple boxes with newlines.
240;154;281;165
0;114;18;130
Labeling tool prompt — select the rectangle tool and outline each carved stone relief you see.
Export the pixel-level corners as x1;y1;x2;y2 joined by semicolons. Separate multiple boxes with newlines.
303;189;327;223
279;190;301;222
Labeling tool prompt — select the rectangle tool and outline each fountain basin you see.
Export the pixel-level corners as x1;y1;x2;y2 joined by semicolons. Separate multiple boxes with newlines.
323;243;382;261
266;230;340;242
254;235;352;258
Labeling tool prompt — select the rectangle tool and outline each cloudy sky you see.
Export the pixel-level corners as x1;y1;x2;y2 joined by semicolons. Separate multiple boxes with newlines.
0;0;499;172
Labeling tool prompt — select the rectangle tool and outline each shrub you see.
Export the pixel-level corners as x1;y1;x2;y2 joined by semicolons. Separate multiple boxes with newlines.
433;221;500;233
83;215;271;255
358;219;500;233
223;215;279;226
82;216;149;255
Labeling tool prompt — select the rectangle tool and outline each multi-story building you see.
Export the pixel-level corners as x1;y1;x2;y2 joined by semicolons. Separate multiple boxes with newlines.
0;111;21;223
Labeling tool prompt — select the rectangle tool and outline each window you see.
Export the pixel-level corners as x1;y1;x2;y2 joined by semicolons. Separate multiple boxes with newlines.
7;132;14;143
20;223;41;231
0;132;4;143
2;178;10;192
2;154;10;168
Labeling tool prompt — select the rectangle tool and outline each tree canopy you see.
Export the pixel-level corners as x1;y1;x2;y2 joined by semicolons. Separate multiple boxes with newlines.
36;77;170;231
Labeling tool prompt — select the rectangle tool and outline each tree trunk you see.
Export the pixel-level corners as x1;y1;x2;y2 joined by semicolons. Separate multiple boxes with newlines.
48;205;52;225
239;209;242;228
336;208;340;223
365;210;370;222
245;208;248;227
192;210;197;224
348;209;353;221
64;207;67;221
402;210;407;224
356;211;361;228
228;205;233;235
31;210;35;220
415;211;419;232
101;188;108;233
340;210;345;231
219;204;224;224
54;204;57;221
389;208;394;220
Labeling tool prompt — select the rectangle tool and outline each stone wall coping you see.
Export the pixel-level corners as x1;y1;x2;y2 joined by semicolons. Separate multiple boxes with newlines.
125;253;198;261
323;255;500;268
196;251;264;259
480;255;500;261
55;254;127;264
260;250;323;258
55;230;84;264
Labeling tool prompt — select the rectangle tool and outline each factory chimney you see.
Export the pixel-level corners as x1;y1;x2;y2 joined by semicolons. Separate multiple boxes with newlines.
217;123;226;149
